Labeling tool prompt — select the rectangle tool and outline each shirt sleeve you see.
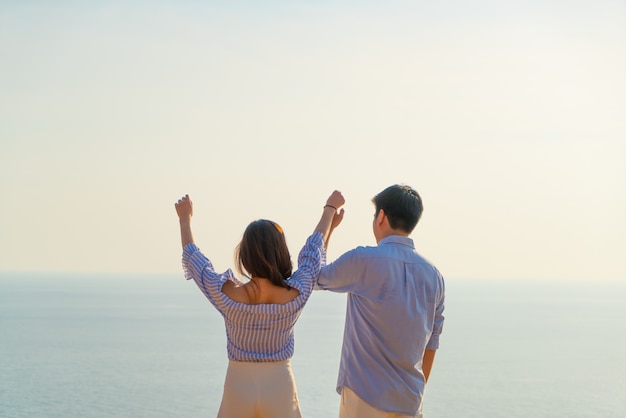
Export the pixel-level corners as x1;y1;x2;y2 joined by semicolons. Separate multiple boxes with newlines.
289;232;325;289
181;243;212;281
426;273;446;350
181;243;238;310
315;248;363;292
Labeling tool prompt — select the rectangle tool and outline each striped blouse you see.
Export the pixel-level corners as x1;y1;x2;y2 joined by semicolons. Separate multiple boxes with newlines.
182;231;325;362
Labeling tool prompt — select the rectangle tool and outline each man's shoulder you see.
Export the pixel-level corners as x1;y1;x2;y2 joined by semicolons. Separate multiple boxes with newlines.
343;244;385;258
338;241;436;268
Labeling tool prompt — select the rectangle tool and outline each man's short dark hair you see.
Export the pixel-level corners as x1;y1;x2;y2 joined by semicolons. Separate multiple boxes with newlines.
372;184;423;233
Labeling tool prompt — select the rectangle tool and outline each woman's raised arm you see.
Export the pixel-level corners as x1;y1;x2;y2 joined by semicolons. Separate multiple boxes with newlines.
175;194;195;248
314;190;345;247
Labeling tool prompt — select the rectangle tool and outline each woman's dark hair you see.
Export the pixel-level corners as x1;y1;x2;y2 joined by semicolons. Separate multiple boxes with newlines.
235;219;293;289
372;184;423;233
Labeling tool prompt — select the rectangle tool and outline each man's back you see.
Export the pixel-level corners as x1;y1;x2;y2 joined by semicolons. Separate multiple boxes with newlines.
317;235;445;415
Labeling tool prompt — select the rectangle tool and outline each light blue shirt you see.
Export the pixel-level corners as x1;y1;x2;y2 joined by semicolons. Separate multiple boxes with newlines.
316;235;445;415
182;232;325;362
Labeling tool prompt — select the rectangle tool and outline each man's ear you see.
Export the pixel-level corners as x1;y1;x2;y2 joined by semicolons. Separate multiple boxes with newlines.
376;209;387;228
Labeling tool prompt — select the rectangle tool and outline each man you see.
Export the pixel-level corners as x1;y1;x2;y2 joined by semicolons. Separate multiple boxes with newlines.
317;184;445;418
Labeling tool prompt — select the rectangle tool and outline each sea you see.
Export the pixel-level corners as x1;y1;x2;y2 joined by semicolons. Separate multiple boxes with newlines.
1;272;625;418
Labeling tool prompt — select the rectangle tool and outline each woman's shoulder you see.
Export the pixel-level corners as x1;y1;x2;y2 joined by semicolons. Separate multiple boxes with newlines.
221;279;302;306
221;280;249;303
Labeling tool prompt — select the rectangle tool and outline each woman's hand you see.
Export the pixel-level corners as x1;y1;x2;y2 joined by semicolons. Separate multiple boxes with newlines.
325;190;345;230
175;194;195;247
317;190;345;247
175;194;193;221
325;190;345;211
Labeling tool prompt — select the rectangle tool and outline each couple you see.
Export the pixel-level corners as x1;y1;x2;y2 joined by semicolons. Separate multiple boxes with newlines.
174;184;445;418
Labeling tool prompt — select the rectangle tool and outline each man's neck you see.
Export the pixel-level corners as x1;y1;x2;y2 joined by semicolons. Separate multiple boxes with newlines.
376;229;410;243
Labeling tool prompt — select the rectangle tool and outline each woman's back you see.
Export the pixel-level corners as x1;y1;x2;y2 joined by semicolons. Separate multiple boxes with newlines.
181;232;323;362
222;278;301;305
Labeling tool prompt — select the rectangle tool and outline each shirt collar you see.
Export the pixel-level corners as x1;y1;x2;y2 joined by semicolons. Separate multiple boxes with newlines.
378;235;415;248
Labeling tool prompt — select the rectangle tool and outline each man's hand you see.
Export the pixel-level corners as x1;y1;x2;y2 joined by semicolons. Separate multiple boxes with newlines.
330;208;345;231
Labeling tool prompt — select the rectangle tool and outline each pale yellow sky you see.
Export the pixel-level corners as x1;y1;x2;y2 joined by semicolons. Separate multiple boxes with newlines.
1;1;624;281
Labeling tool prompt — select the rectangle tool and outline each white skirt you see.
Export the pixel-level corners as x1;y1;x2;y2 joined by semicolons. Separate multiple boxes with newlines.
217;359;302;418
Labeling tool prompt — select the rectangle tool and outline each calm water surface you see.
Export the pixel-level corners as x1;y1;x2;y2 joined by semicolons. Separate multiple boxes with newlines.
1;273;624;417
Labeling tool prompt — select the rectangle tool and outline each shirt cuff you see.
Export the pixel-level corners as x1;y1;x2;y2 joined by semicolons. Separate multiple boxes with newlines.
181;243;204;281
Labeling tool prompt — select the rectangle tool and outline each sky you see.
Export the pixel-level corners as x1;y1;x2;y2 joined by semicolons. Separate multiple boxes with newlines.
1;0;624;281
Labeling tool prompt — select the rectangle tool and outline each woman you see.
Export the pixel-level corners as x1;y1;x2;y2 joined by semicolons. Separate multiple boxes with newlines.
174;191;345;418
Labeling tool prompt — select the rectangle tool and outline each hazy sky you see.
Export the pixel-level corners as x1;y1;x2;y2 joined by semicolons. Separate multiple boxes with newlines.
1;0;624;281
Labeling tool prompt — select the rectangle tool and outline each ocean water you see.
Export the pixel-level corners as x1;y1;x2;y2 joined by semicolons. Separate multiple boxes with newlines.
1;272;625;418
